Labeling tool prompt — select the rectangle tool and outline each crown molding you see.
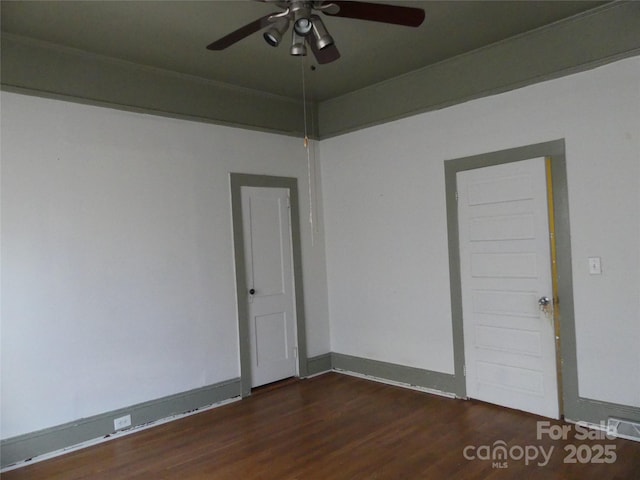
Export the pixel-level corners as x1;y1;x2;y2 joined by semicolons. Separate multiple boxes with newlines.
2;2;638;139
318;1;640;138
0;33;314;138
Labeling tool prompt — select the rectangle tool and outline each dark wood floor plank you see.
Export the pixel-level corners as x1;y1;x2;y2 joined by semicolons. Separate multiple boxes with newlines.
3;372;639;479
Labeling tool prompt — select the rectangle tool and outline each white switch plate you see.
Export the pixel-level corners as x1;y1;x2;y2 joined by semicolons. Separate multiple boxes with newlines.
114;414;132;431
588;257;602;275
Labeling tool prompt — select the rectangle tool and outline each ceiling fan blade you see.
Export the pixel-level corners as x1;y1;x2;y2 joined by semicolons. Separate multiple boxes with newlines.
321;1;425;27
307;38;341;64
206;12;280;50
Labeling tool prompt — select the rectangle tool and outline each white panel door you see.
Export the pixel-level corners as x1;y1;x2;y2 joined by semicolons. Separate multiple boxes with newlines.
457;157;559;419
241;186;297;387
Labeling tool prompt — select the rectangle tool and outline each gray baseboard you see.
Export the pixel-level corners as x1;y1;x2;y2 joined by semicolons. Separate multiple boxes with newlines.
306;353;332;376
4;355;638;469
330;353;640;425
330;352;457;395
1;378;241;469
566;397;640;426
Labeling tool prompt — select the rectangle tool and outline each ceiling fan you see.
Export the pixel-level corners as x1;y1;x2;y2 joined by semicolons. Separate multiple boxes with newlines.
206;1;425;65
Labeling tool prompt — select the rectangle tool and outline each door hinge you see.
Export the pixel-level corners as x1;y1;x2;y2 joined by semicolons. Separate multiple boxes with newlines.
455;191;459;201
293;346;298;359
463;364;466;376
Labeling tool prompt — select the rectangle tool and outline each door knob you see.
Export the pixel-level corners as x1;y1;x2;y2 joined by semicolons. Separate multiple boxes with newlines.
538;296;552;318
249;288;256;295
538;296;550;306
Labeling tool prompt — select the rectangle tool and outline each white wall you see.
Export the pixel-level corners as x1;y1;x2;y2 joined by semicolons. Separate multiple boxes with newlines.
0;92;330;439
2;57;639;443
320;57;640;407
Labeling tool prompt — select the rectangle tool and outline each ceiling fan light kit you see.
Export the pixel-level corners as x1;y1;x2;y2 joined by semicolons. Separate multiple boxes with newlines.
263;18;290;47
290;30;308;56
310;15;333;50
206;1;425;65
292;2;314;36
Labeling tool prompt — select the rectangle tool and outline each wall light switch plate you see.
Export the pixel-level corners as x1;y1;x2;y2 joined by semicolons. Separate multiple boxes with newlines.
588;257;602;275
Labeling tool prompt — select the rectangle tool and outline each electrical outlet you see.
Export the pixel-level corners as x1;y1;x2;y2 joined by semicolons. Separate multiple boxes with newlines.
114;414;132;431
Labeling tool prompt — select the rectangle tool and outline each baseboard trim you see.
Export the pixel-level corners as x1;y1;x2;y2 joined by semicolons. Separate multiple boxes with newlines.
566;397;640;426
306;353;332;377
0;378;241;469
330;353;640;424
330;353;457;396
5;355;638;469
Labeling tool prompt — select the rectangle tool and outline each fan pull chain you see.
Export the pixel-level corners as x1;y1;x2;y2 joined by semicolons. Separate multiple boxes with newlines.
301;55;315;246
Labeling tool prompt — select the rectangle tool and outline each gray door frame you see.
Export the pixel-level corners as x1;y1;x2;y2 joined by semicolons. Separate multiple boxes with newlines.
230;173;308;397
446;139;640;423
444;139;577;416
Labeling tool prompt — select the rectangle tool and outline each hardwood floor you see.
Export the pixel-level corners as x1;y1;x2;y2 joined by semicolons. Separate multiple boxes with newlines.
4;372;639;479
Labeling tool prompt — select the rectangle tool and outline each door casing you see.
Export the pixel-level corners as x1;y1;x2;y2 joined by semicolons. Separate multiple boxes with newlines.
230;174;308;397
445;139;578;417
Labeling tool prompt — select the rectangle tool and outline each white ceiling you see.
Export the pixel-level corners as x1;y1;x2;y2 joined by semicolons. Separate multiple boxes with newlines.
1;1;608;101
